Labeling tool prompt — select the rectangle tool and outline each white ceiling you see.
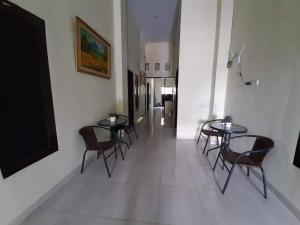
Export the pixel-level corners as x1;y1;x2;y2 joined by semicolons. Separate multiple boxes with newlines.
128;0;178;42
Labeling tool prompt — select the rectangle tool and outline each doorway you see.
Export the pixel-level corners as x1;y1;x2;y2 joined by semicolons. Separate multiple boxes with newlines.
145;77;176;127
127;70;134;126
146;82;150;111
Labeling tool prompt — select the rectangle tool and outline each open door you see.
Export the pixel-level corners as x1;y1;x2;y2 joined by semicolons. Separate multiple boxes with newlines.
175;69;178;128
128;70;134;126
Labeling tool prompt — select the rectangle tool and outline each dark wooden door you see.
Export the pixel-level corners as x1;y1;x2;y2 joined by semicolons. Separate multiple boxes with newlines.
146;82;150;111
128;70;134;126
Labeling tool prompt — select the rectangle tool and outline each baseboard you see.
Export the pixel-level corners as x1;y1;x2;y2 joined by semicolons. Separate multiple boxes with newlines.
250;168;300;221
8;154;95;225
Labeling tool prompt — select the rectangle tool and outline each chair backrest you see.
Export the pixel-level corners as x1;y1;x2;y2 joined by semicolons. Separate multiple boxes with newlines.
79;126;99;150
249;136;274;165
202;118;224;130
117;114;128;119
117;114;130;126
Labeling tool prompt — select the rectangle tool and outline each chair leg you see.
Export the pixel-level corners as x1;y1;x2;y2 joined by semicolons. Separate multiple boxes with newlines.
213;149;222;171
114;145;118;159
197;132;202;144
118;138;130;149
125;129;132;145
203;136;209;154
102;152;111;178
222;164;236;194
97;151;101;159
133;125;138;138
81;150;88;173
118;143;125;160
260;166;267;199
247;167;250;177
206;145;222;156
221;157;225;170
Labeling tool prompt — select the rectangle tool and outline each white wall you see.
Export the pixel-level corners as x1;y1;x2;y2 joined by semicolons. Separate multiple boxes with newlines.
114;0;128;114
140;33;146;72
177;0;217;139
171;0;181;76
0;1;116;225
210;0;234;119
139;34;147;117
145;42;173;77
225;0;300;216
176;0;233;138
146;78;155;109
127;8;140;76
127;7;145;119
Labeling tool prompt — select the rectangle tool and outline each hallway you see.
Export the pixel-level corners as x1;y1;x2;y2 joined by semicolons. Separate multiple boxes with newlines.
22;109;299;225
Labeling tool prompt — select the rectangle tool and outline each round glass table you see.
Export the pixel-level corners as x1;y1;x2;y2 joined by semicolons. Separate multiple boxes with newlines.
97;117;129;148
209;122;247;134
97;117;127;128
206;122;247;155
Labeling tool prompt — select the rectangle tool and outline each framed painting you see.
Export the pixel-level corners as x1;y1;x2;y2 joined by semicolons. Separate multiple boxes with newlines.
165;63;170;71
155;63;160;71
75;16;111;78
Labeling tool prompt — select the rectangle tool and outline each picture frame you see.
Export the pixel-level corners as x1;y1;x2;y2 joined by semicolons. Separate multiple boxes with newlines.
165;63;170;71
155;63;160;71
145;63;149;71
140;71;146;86
75;16;111;78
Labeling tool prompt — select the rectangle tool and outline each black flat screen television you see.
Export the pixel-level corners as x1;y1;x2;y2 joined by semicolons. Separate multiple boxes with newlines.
293;132;300;169
0;1;58;178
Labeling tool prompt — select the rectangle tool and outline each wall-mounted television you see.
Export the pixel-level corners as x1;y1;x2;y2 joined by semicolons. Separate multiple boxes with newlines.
293;132;300;169
0;0;58;178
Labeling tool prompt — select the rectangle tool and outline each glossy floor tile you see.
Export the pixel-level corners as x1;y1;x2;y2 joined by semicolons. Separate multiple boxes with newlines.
21;109;300;225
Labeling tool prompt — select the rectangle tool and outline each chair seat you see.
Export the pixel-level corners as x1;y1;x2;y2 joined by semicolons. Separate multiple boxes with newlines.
221;149;258;166
202;129;222;137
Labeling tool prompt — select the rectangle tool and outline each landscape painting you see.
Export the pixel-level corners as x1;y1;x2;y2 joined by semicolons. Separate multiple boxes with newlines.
76;17;111;78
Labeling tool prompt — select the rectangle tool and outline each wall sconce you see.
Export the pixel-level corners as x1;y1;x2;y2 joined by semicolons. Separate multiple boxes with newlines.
227;45;246;68
239;72;259;86
227;44;259;87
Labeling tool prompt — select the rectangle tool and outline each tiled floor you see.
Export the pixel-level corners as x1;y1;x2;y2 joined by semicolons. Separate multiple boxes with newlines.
21;109;300;225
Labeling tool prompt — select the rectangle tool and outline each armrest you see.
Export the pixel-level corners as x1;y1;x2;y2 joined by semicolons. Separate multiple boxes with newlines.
201;118;224;131
117;114;128;119
234;148;269;164
230;135;261;140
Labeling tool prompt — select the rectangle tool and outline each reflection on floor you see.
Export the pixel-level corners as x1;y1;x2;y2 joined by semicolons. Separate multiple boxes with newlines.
21;108;299;225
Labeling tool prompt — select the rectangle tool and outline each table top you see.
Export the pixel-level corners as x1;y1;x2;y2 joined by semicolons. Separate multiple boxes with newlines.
97;117;127;127
209;122;247;134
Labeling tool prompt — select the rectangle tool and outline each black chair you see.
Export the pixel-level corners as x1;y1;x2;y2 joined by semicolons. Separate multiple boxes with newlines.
197;119;224;154
117;114;138;145
213;135;274;198
79;126;124;177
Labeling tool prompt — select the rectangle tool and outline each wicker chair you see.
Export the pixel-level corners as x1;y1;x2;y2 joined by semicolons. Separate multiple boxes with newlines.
79;126;124;177
197;119;224;154
213;135;274;198
117;114;138;145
